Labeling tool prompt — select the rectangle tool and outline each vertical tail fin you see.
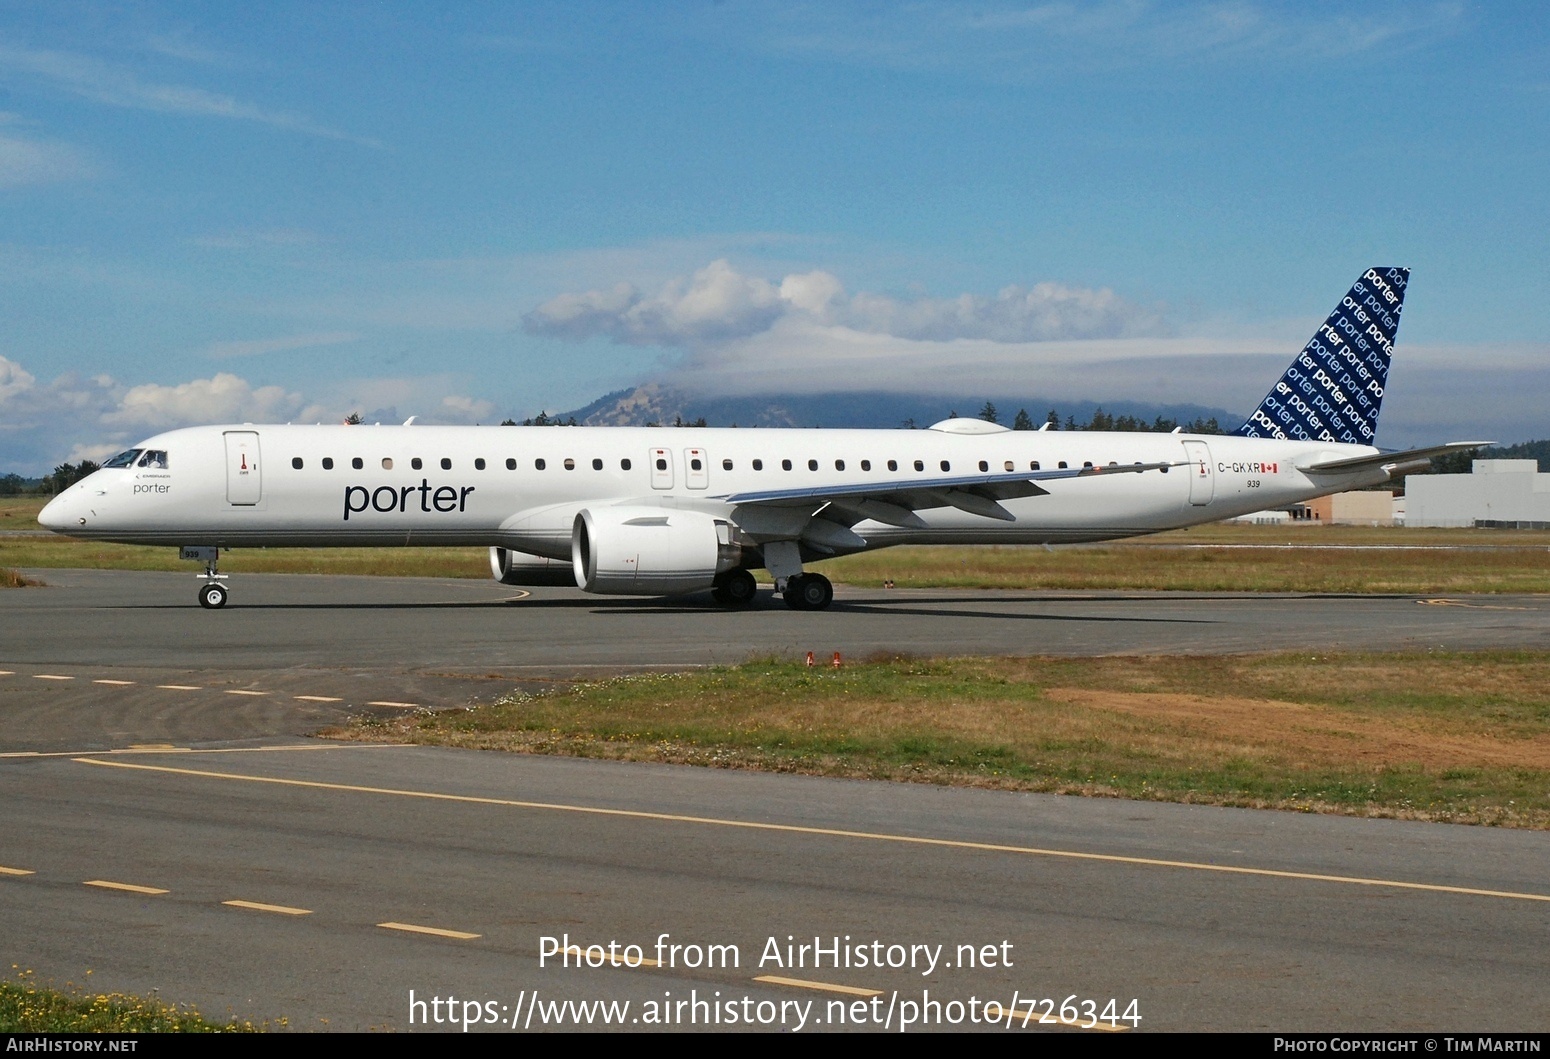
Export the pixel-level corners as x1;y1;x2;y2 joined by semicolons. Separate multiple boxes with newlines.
1235;267;1409;444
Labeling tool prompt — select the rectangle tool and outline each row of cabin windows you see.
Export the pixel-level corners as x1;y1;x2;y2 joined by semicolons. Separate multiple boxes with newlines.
291;456;629;472
286;456;1118;473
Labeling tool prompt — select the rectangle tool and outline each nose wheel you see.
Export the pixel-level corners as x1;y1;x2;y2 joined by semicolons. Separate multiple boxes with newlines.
183;545;229;609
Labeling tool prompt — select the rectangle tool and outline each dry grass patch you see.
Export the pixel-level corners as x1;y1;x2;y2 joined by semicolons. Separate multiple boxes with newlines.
821;541;1550;594
0;567;40;588
331;650;1550;827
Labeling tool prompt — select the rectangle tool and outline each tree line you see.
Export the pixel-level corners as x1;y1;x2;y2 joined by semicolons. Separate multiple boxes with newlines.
0;461;101;496
965;402;1225;434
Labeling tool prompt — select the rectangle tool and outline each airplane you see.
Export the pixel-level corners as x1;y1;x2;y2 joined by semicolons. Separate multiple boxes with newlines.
38;267;1486;611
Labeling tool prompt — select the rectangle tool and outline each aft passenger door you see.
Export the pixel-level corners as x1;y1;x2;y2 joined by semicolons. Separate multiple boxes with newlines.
224;431;262;505
1181;440;1214;506
649;447;674;490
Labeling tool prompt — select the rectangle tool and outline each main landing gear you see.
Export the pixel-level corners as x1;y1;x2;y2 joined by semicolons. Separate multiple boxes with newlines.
712;568;759;608
782;573;833;611
760;540;835;611
182;546;229;609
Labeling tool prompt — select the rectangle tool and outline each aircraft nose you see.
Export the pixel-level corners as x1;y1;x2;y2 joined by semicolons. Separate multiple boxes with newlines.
38;492;73;531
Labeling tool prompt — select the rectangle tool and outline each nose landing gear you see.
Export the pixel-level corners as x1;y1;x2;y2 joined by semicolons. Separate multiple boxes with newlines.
182;546;229;609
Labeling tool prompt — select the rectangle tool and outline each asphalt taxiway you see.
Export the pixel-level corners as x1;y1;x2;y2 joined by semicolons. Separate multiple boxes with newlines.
2;569;1548;1031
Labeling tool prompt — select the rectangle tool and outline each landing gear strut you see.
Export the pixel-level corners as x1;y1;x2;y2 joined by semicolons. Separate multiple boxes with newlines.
782;573;833;611
712;568;759;608
183;546;229;609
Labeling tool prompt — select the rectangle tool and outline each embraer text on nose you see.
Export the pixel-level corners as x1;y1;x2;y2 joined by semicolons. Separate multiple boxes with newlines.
343;481;475;520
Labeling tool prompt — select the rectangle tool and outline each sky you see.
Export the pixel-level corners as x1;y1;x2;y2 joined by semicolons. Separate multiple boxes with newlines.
1;1;1547;472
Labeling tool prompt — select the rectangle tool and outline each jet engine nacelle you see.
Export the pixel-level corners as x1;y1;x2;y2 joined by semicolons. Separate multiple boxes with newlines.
489;546;577;586
572;506;742;596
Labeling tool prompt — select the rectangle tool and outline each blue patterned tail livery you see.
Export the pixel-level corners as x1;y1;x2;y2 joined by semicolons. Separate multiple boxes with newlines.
1235;267;1408;444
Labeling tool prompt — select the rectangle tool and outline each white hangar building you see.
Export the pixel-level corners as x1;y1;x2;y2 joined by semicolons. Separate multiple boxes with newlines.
1405;460;1550;529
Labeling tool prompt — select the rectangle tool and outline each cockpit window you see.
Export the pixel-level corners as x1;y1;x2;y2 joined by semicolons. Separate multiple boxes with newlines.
137;450;169;469
103;449;142;469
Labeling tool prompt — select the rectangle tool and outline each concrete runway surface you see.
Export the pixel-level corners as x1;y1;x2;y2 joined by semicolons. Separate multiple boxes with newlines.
2;569;1548;1032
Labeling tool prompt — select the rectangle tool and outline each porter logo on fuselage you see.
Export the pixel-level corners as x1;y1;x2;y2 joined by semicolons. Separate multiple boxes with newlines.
343;481;475;520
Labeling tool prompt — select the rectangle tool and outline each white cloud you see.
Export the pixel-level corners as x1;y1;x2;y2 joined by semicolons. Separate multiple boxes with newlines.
0;354;36;400
433;394;495;423
525;259;1168;347
725;1;1464;80
526;260;786;345
0;131;94;187
203;331;360;359
0;43;378;146
104;373;309;429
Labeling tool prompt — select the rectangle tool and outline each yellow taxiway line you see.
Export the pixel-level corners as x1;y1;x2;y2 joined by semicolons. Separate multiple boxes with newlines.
72;756;1550;905
223;899;312;916
753;975;881;997
84;879;169;895
378;921;480;940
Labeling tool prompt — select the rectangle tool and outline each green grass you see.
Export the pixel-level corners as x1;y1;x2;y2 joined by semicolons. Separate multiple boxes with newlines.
6;521;1547;592
330;650;1550;827
0;971;264;1032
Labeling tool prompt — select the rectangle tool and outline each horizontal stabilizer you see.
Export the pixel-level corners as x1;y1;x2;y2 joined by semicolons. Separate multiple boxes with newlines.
1298;441;1494;474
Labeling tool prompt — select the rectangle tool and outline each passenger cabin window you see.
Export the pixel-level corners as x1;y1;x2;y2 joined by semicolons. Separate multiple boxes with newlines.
412;458;423;470
808;459;818;471
103;449;142;469
861;460;871;471
323;457;334;470
722;458;733;471
887;460;898;471
475;458;487;470
1030;461;1040;470
621;458;632;471
979;460;989;472
941;460;951;472
690;457;703;471
835;459;845;471
381;458;393;470
592;458;603;470
1083;461;1093;469
1058;461;1068;469
752;459;763;471
913;460;924;471
535;458;547;470
292;457;303;470
564;458;575;470
440;458;452;470
352;457;363;470
655;457;668;471
782;459;793;471
1004;461;1014;472
505;458;517;470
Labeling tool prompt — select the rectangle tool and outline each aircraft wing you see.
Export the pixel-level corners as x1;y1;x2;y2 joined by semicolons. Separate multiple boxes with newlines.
717;461;1180;526
1298;442;1494;474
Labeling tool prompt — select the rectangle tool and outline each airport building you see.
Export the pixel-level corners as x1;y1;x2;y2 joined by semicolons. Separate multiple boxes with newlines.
1230;491;1397;526
1405;460;1550;528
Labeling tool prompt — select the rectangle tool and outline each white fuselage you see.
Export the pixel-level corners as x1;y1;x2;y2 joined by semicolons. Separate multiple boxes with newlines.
40;423;1387;561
